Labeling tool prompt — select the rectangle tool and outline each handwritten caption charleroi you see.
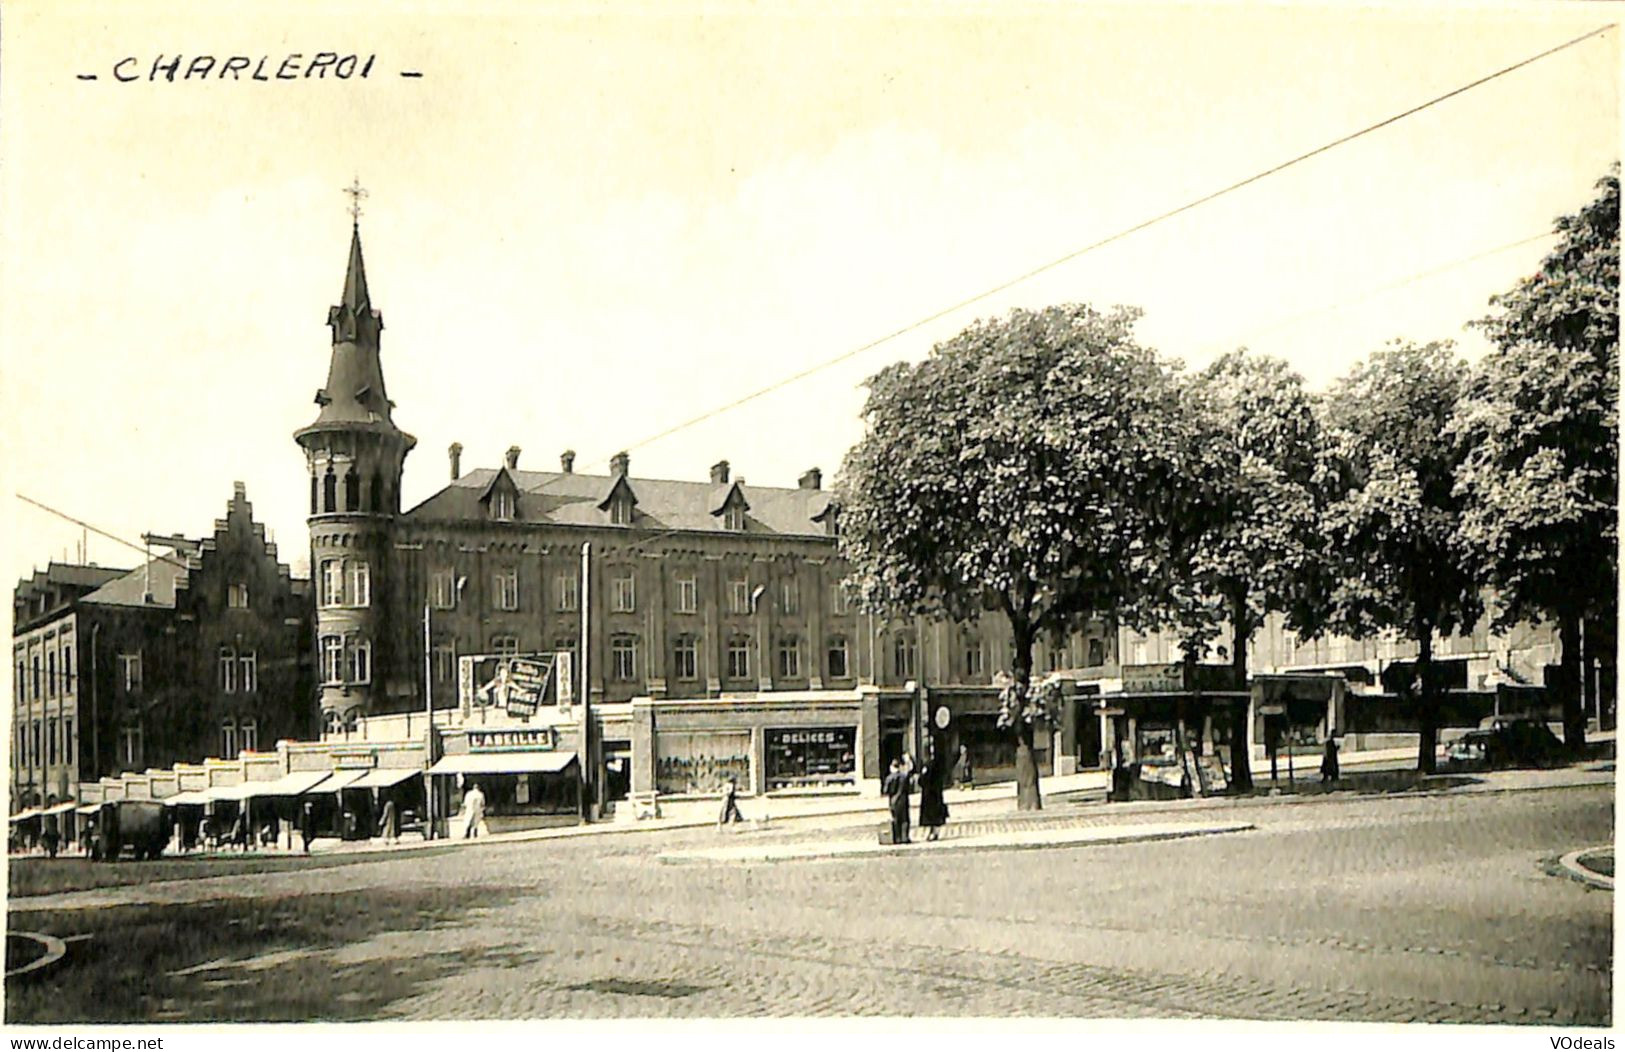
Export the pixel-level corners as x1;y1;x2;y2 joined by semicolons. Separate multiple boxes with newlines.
79;54;421;82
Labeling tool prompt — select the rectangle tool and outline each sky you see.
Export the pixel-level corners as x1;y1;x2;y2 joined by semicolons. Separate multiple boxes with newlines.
1;1;1619;586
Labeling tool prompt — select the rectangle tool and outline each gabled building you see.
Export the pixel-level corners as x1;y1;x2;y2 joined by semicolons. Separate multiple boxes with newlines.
10;484;316;807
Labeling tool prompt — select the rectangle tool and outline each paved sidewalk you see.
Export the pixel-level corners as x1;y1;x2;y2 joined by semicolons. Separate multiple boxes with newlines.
659;819;1256;864
131;747;1611;864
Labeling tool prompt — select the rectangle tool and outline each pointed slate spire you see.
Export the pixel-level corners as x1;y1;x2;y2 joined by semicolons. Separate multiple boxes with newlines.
341;221;371;313
304;217;402;431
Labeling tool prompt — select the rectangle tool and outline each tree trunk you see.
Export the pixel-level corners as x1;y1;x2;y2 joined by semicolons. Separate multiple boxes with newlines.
1416;625;1437;775
1558;609;1587;752
1011;622;1042;811
1228;592;1253;792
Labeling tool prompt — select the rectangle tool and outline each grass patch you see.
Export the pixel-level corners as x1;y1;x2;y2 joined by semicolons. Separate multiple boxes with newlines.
1578;849;1614;878
8;847;459;899
8;883;521;1023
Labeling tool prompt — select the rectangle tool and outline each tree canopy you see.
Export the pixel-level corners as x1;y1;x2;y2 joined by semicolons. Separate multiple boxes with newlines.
835;303;1183;807
1453;169;1619;746
1145;349;1323;678
1314;340;1481;772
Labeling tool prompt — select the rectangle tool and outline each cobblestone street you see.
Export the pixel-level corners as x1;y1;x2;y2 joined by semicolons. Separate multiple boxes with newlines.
8;782;1613;1024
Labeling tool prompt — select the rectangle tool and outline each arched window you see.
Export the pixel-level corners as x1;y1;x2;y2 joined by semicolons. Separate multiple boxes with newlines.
323;468;337;513
221;718;238;758
370;468;383;512
241;720;258;753
344;467;360;512
323;710;343;737
310;475;319;515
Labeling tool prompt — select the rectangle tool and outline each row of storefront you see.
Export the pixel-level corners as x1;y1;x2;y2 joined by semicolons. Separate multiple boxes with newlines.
29;665;1554;844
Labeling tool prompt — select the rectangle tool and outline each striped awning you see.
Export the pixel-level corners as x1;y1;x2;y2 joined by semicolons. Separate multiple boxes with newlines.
8;808;41;822
39;802;76;816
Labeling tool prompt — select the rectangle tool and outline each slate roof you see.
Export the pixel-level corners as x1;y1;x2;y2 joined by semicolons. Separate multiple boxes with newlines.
81;554;193;609
16;562;129;598
405;468;836;539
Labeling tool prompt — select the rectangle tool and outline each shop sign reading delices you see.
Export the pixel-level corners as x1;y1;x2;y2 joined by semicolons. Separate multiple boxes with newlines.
468;727;558;753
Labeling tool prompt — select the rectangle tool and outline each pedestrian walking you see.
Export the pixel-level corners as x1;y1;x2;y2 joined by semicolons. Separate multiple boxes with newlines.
883;758;914;845
1320;735;1341;788
41;821;60;859
717;775;745;828
377;798;400;843
300;800;315;854
955;744;973;790
917;745;949;842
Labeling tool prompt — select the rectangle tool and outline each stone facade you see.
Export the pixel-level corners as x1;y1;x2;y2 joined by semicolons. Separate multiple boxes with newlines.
10;484;316;807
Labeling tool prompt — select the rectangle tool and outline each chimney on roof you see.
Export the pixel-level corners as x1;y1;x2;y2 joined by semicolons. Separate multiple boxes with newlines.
233;480;247;499
798;468;822;491
505;446;522;471
710;460;730;484
610;451;630;477
448;443;463;480
560;450;576;474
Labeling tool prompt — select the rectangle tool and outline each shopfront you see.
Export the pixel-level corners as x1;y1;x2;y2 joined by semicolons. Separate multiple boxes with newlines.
1101;692;1249;801
763;727;857;791
431;725;582;833
655;730;752;795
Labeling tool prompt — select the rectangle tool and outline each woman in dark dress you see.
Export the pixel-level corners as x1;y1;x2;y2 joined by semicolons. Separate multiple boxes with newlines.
918;747;949;841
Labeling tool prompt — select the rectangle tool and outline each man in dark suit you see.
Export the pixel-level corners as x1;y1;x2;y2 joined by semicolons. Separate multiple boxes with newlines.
883;758;914;845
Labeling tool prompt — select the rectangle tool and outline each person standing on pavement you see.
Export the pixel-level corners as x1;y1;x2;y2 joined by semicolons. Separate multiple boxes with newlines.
883;758;914;844
300;800;315;854
917;744;949;841
717;775;745;828
956;744;973;791
1320;735;1341;788
463;782;487;838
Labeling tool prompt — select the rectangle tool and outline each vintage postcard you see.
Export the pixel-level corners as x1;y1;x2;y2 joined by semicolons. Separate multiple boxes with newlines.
2;0;1617;1041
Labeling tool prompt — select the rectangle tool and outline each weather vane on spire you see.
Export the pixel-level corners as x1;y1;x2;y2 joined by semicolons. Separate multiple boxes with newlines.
343;177;368;223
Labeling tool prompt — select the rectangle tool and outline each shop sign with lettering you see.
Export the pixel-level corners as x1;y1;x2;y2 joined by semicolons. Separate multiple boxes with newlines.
1121;663;1186;693
333;752;376;770
468;727;558;752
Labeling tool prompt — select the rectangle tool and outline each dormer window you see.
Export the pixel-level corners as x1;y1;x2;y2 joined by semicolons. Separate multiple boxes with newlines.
492;489;515;521
724;504;746;531
610;497;633;526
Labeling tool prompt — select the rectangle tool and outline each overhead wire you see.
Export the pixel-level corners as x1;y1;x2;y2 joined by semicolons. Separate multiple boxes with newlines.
580;23;1613;469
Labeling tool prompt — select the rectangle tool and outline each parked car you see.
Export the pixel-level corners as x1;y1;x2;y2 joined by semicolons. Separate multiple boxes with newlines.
1444;716;1567;771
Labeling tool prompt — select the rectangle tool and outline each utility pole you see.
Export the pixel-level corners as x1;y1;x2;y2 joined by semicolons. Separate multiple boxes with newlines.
423;602;434;839
578;542;593;822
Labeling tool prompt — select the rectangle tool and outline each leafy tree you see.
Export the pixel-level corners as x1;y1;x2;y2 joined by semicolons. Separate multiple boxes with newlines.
1455;169;1619;748
1139;350;1324;790
835;304;1183;809
1315;341;1481;773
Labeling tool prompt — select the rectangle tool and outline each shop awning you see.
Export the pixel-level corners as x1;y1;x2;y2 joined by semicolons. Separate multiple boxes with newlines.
162;790;212;806
201;784;256;802
313;769;373;793
349;768;422;790
8;808;41;822
39;802;76;816
241;771;334;798
428;751;578;776
75;803;101;815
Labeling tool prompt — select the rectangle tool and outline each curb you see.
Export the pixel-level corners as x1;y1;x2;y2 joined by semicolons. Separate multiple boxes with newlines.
1557;847;1614;891
658;821;1256;865
5;930;67;980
